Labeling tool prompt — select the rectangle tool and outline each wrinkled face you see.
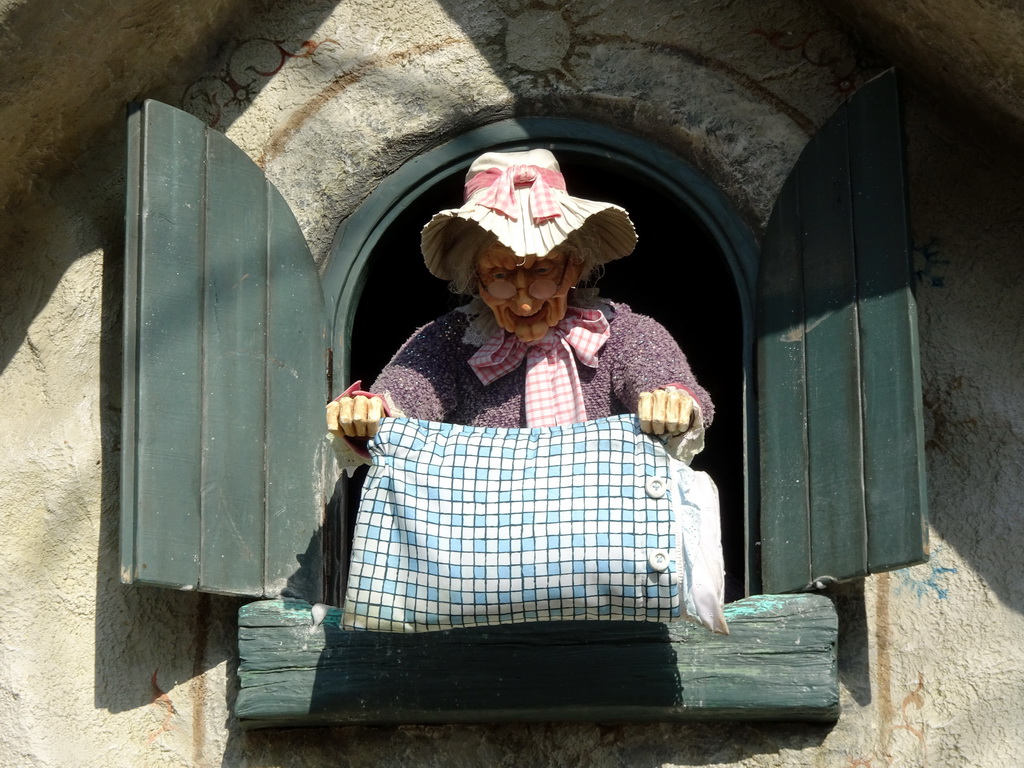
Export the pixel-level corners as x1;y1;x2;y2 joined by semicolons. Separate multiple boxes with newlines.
476;243;584;342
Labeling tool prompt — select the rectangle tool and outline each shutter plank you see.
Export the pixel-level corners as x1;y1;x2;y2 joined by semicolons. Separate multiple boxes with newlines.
125;105;206;588
848;75;929;571
121;104;141;584
199;129;269;594
757;177;811;591
798;106;868;584
265;190;328;597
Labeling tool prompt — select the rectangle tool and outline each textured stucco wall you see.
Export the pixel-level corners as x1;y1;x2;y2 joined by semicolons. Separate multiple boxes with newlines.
0;0;255;211
823;0;1024;147
1;0;1023;766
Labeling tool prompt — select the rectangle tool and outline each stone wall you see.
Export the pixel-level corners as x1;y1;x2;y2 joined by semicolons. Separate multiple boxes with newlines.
1;0;1022;765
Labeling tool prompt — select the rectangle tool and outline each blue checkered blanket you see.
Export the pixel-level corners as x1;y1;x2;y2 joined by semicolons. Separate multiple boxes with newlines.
343;414;727;633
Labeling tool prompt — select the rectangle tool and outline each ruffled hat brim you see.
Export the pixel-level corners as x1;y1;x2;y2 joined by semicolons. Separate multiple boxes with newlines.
420;153;638;281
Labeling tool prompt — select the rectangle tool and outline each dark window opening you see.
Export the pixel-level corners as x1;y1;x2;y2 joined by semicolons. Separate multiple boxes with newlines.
339;153;745;603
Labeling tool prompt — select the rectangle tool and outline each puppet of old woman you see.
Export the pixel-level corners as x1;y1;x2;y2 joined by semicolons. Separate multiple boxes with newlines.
327;149;713;462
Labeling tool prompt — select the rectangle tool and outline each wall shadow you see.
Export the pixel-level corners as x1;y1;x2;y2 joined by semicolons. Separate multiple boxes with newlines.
95;198;243;714
834;580;872;707
309;621;684;720
234;717;831;767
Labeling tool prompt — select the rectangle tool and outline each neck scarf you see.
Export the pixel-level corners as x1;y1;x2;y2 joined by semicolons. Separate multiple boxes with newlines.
468;307;610;426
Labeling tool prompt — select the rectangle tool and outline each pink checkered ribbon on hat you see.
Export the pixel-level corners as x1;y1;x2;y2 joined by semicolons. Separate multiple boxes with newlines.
468;307;610;426
465;165;566;223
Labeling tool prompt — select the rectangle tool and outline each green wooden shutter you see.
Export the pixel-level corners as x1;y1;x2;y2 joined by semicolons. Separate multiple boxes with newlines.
121;100;328;599
757;70;928;594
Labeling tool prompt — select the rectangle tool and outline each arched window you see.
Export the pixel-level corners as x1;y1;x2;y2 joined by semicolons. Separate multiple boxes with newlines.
325;122;757;602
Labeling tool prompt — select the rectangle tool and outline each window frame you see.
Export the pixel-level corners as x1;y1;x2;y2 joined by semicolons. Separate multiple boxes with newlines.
322;119;764;596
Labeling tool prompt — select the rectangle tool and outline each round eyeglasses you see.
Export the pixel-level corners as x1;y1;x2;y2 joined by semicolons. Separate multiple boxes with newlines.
478;258;568;301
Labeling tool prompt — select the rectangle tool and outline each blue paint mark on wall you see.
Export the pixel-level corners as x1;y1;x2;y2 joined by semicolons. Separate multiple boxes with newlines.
894;545;957;601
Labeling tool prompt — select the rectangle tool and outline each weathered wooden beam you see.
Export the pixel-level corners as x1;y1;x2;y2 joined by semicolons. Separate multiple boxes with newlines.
235;593;838;729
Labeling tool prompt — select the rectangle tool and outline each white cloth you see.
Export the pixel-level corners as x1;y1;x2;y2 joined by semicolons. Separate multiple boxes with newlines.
342;415;728;634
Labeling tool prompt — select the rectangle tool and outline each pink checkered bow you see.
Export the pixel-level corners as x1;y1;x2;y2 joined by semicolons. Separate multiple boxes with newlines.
468;307;611;426
465;164;566;222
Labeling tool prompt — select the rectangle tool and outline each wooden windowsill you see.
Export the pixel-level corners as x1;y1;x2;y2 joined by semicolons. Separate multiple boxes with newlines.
235;593;838;729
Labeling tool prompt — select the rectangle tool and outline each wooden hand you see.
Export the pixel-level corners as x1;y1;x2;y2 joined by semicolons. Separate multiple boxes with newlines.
326;395;384;438
637;389;695;435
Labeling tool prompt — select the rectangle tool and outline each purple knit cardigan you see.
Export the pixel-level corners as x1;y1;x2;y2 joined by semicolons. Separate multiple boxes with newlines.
370;301;713;429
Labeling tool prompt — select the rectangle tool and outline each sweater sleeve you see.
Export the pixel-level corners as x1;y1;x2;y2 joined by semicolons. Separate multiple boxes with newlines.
606;305;714;427
368;313;464;422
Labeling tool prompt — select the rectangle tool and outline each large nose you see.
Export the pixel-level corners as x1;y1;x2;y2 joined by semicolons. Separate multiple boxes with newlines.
512;270;536;313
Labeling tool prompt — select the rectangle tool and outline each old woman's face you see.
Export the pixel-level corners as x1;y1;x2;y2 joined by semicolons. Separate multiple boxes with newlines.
476;243;584;342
